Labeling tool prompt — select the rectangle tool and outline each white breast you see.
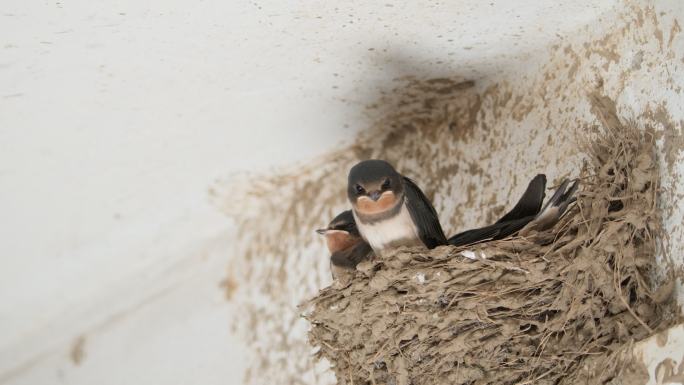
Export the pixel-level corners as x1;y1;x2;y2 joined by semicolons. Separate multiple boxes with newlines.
354;203;422;255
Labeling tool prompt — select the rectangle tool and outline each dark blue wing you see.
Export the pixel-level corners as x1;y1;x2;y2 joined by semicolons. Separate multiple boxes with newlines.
402;177;448;249
330;242;373;268
448;216;535;246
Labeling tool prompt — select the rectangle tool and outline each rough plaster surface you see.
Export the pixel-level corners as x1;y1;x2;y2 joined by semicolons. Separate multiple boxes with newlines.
633;324;684;385
219;1;684;383
4;0;623;382
1;0;682;384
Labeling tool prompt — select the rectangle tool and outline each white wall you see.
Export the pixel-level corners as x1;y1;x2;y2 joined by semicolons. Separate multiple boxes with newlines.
1;0;681;384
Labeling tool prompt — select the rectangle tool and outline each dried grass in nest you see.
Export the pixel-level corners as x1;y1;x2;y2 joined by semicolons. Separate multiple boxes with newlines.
303;123;680;385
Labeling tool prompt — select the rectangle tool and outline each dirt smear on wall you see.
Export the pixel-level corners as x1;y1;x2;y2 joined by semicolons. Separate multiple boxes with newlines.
214;1;684;383
69;336;86;366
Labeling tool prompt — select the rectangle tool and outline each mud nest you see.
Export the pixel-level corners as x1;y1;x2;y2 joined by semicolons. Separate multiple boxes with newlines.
304;124;680;385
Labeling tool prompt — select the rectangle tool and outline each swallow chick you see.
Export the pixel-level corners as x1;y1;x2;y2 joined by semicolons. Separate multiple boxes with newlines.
316;210;372;285
347;160;447;256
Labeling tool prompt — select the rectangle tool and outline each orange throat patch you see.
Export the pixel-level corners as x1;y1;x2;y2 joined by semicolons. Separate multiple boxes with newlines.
355;191;399;216
325;231;358;253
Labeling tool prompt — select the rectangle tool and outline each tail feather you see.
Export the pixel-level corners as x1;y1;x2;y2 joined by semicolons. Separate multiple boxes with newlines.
558;179;579;213
496;174;546;223
448;174;547;246
521;178;579;234
448;175;579;247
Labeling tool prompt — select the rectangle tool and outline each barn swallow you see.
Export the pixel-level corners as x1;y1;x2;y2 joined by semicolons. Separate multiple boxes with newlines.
316;210;372;283
347;160;448;255
448;175;578;245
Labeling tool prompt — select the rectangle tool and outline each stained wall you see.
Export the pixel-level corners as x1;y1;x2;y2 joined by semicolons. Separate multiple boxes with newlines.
220;1;684;383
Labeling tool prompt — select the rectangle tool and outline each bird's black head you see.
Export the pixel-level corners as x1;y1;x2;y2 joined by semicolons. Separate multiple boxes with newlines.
347;160;404;217
316;210;359;237
316;210;361;253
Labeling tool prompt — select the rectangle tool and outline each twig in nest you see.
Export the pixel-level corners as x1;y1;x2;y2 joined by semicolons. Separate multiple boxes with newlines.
613;243;654;334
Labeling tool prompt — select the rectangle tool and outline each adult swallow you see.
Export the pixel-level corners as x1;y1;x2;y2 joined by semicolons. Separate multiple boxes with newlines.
347;160;448;255
448;175;578;245
316;210;372;283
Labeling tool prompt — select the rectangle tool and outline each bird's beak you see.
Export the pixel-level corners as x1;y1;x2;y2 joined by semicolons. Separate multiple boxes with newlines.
369;190;382;201
315;228;328;235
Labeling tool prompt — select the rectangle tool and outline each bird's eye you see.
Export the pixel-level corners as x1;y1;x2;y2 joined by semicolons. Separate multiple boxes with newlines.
344;223;357;233
355;184;365;194
381;178;391;190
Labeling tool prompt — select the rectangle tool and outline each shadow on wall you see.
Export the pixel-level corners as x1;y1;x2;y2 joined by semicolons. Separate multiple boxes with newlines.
211;2;684;384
